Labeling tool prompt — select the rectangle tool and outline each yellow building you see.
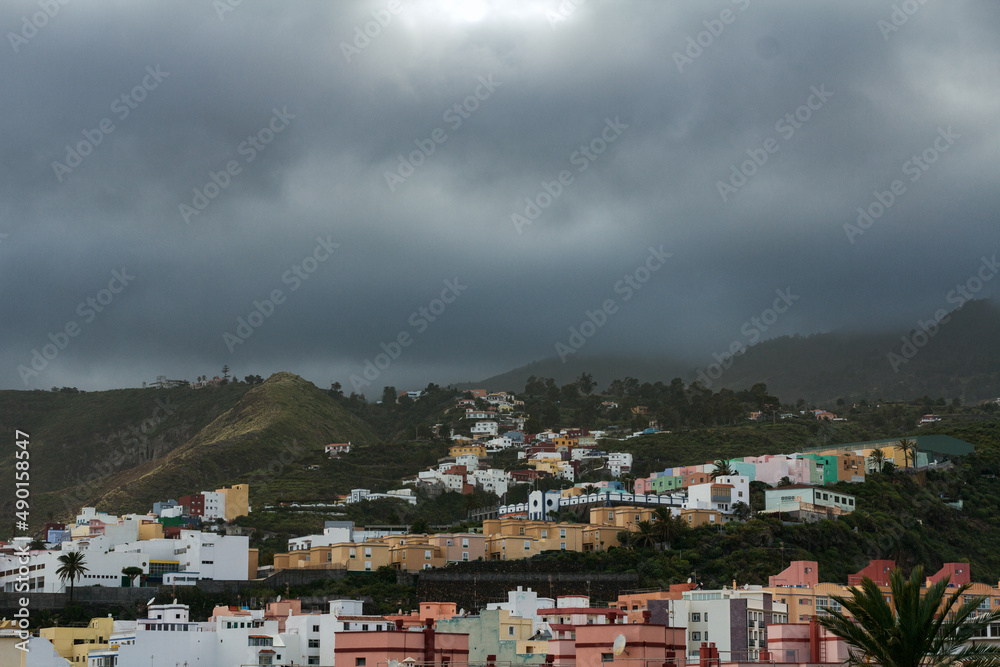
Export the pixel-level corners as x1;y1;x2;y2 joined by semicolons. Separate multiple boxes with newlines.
582;524;623;551
137;520;164;541
679;508;727;527
487;534;542;560
40;617;113;664
449;444;487;458
391;542;447;571
588;506;658;529
0;620;28;667
272;542;391;572
217;483;250;521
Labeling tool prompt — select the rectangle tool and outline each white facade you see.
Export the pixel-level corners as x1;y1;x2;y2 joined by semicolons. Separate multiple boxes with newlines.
607;452;633;476
202;490;226;520
0;546;144;594
527;490;563;520
112;530;250;582
663;588;788;661
471;420;499;436
471;468;509;496
686;475;750;513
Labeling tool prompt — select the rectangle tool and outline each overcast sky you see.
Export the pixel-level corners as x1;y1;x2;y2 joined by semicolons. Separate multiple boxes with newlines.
1;0;998;394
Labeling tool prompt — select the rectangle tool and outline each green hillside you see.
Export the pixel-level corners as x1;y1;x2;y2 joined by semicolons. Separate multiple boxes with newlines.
0;373;379;532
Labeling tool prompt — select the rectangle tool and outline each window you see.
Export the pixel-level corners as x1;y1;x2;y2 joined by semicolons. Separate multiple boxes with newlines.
312;625;319;632
308;639;320;648
602;653;614;662
309;659;320;665
704;612;708;622
524;541;530;550
365;561;372;571
363;624;369;631
356;659;367;666
425;550;432;560
462;539;469;548
560;529;567;538
691;631;701;641
462;552;469;561
691;613;701;622
541;530;548;538
365;548;372;557
350;548;356;559
509;626;516;636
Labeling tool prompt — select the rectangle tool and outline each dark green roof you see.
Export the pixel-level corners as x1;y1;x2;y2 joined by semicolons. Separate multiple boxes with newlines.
804;435;975;457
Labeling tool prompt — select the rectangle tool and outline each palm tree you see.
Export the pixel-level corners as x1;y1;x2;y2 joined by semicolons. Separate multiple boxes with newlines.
56;551;88;602
581;484;599;496
776;476;793;487
896;438;917;469
870;448;886;473
817;566;1000;667
651;507;687;550
711;459;734;479
630;521;657;549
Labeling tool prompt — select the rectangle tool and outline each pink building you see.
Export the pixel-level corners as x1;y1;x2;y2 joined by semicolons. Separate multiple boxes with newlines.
848;560;895;586
634;476;654;494
768;618;849;664
575;623;686;667
743;455;814;485
334;625;469;666
769;561;819;588
926;562;971;587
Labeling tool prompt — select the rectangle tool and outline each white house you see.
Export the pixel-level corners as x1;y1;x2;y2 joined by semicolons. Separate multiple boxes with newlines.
471;468;509;496
686;475;750;513
471;420;499;436
607;452;633;476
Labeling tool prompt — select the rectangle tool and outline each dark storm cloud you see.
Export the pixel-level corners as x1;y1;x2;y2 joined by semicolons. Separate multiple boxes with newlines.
1;0;998;394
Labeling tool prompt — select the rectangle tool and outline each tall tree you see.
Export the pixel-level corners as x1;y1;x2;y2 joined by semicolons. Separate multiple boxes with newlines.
56;551;88;602
651;507;687;550
896;438;917;469
869;448;886;473
818;566;1000;667
576;372;596;395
